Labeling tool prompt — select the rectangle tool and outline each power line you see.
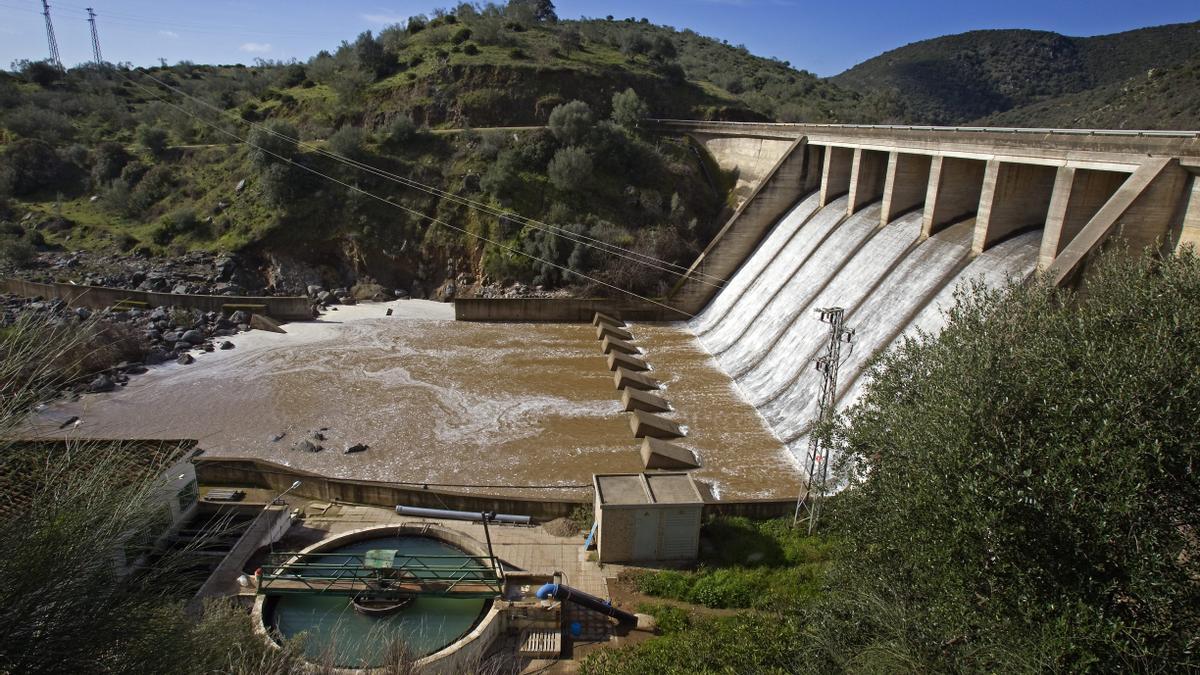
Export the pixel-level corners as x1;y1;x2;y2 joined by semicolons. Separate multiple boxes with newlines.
41;0;62;69
134;70;729;290
86;7;101;65
112;69;696;318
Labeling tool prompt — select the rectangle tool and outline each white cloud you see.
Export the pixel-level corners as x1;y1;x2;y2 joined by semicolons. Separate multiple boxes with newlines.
239;42;272;53
361;12;406;25
158;30;179;38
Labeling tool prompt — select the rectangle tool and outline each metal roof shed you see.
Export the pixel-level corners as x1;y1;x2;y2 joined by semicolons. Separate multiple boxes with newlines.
593;472;704;563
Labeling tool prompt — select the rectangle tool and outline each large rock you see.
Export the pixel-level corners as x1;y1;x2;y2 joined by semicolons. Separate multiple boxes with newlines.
294;438;323;453
176;353;195;365
181;329;205;344
87;374;115;393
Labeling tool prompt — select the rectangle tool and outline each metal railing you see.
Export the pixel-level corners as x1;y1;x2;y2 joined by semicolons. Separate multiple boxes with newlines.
646;118;1200;138
256;552;504;598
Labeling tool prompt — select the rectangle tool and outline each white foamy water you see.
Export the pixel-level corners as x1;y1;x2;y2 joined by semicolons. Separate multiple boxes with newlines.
690;195;1045;467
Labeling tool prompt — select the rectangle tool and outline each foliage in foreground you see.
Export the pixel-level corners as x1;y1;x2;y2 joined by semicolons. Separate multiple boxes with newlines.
806;248;1200;672
633;517;832;610
588;250;1200;674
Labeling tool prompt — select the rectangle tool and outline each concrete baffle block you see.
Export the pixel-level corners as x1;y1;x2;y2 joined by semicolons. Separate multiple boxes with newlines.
597;323;634;341
614;367;661;391
607;351;649;372
601;335;640;356
641;437;700;470
250;313;287;334
629;410;685;439
592;312;625;328
621;388;672;413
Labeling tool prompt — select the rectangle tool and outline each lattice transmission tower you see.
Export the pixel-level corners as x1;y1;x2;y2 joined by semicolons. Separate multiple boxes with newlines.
794;306;854;534
41;0;62;69
87;7;103;65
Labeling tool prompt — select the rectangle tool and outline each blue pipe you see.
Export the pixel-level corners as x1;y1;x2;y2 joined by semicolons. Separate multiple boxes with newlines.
536;583;637;625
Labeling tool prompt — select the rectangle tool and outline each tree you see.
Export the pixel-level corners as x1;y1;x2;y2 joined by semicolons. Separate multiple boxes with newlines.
327;125;367;159
611;88;648;129
533;0;558;23
805;249;1200;671
649;34;677;62
135;125;169;158
247;120;299;167
556;26;582;56
548;100;594;145
353;30;390;78
548;146;592;192
0;139;64;196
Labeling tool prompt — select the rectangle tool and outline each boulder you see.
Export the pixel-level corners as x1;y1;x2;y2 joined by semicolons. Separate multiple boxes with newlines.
294;438;322;453
181;329;205;344
344;443;369;454
219;340;235;350
88;374;115;393
176;353;195;365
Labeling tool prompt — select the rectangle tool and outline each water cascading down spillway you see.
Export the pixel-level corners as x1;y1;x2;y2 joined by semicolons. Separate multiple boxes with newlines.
689;192;1042;474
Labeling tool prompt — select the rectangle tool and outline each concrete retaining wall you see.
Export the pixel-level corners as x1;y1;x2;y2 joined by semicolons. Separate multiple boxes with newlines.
454;297;687;323
193;457;590;519
193;457;794;521
1;278;313;321
191;505;290;608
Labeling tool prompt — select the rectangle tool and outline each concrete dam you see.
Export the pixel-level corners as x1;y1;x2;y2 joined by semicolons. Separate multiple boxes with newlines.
460;121;1200;473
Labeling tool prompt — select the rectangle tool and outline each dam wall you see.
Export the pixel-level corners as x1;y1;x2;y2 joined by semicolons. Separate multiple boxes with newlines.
664;120;1200;473
0;278;314;321
455;122;1199;323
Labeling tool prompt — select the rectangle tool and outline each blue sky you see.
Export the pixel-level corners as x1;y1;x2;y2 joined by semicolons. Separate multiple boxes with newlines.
1;0;1196;76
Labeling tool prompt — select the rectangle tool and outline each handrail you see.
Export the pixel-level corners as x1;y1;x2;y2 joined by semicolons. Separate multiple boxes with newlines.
646;118;1200;138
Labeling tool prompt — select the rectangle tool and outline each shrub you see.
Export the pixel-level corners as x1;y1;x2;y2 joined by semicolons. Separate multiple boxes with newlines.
805;248;1200;671
135;125;169;158
462;43;480;56
611;88;648;129
2;105;74;143
384;115;420;146
480;148;522;199
247;120;299;166
508;47;527;59
450;27;472;44
152;208;204;245
547;100;594;145
90;142;131;187
0;236;35;266
0;139;64;196
127;165;174;215
547;146;592;192
326;125;367;159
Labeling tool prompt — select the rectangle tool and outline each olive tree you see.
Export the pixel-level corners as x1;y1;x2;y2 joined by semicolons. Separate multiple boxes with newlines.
805;248;1200;672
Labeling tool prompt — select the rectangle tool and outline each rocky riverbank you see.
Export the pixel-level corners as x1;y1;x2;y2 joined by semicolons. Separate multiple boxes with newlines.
1;292;261;397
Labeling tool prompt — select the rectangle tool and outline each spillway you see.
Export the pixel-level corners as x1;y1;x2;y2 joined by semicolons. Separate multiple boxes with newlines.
691;197;1042;471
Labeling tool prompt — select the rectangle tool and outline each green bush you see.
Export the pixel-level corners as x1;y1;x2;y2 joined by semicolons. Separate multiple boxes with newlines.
127;165;174;215
548;100;594;145
0;236;35;266
548;146;592;192
462;43;480;56
135;125;169;158
384;115;420;146
611;88;649;129
451;27;472;44
327;125;367;159
800;248;1200;671
0;139;65;196
247;120;299;167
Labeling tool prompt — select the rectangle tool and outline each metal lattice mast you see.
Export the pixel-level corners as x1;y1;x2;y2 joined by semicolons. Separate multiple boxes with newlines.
41;0;62;69
87;7;103;65
794;306;854;533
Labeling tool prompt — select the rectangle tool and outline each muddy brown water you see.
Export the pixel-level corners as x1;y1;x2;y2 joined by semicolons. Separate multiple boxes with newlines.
28;306;801;500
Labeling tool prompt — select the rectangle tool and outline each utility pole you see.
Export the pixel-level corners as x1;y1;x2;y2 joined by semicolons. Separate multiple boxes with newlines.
42;0;62;70
87;7;103;66
794;306;854;534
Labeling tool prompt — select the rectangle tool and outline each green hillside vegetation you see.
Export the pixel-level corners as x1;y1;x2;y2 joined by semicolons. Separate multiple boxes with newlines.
979;53;1200;129
832;21;1200;126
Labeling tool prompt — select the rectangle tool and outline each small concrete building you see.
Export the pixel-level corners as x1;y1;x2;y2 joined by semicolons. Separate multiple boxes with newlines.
593;472;704;563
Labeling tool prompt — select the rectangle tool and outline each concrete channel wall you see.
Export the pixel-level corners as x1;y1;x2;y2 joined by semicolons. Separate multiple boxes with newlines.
194;457;796;521
454;297;687;323
1;278;313;321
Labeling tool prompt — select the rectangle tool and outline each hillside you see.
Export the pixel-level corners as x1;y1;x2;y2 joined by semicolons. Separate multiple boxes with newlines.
832;21;1200;126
